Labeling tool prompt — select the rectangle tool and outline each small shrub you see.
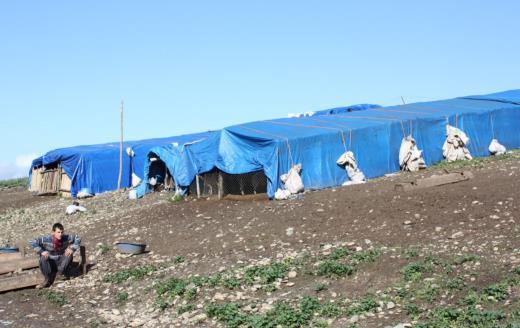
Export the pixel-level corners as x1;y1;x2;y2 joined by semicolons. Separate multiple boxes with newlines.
452;254;479;265
313;282;328;293
45;291;67;306
244;262;289;285
173;255;185;264
177;303;195;315
329;247;350;260
155;277;188;297
351;248;382;264
446;277;465;290
317;260;354;277
402;262;429;282
483;282;509;301
404;247;420;259
222;276;241;290
116;291;129;304
103;265;157;284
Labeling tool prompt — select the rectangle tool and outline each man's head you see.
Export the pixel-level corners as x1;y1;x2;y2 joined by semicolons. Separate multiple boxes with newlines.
52;222;64;240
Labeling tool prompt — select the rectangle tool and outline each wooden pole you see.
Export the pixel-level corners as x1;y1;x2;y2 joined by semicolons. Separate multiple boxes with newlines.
117;100;124;190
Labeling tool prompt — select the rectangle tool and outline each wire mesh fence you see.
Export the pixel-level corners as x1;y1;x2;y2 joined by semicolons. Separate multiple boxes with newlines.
189;169;267;198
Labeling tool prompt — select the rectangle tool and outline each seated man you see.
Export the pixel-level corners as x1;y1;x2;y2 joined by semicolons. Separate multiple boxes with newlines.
29;222;81;288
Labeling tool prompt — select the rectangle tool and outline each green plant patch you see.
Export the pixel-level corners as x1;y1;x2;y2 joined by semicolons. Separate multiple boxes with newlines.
317;260;354;277
44;291;67;306
155;277;188;297
402;262;431;282
0;177;28;189
351;248;382;264
103;265;157;284
483;282;509;301
244;262;289;285
116;291;129;304
177;303;195;315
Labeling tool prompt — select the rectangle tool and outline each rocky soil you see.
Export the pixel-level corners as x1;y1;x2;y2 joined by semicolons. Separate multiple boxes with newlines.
0;152;519;328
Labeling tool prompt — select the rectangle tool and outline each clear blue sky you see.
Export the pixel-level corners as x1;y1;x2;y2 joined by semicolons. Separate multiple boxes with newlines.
1;1;519;179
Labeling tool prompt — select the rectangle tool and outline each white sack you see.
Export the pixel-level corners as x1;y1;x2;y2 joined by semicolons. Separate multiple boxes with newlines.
489;139;506;155
128;189;137;199
131;173;142;187
442;125;472;162
336;151;366;185
399;136;426;172
274;189;292;200
280;164;304;194
66;204;87;215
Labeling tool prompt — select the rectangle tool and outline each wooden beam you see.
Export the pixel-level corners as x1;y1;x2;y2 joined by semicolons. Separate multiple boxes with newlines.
0;274;42;293
0;253;23;263
0;258;38;275
395;171;474;192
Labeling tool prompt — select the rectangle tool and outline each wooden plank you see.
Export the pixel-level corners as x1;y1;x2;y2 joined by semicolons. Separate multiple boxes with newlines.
80;246;87;274
0;258;39;275
0;252;23;262
0;273;43;293
395;171;474;192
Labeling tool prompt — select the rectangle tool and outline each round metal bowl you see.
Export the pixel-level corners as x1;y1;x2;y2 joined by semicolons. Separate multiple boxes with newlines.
115;242;147;254
0;247;19;254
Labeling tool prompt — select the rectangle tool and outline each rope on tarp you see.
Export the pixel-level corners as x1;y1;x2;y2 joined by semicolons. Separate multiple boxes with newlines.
236;125;295;167
266;120;348;151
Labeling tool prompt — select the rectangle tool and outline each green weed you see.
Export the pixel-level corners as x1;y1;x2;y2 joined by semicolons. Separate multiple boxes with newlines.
103;265;157;284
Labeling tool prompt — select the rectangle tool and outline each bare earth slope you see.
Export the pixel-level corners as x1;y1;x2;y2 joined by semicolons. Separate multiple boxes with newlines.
0;152;519;328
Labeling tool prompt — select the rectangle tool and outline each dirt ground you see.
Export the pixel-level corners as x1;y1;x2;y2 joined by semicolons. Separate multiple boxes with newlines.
0;153;519;328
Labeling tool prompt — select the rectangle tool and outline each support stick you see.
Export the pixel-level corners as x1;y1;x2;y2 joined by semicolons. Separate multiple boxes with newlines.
117;100;124;190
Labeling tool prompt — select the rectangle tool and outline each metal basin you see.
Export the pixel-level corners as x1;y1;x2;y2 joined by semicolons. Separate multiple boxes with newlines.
115;242;147;254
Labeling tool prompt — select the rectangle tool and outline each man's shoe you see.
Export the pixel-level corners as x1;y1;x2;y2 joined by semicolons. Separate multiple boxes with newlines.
36;279;50;289
55;274;70;282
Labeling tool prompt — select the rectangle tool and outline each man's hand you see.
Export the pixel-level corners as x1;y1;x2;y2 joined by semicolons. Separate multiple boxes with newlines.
64;248;73;257
41;251;49;259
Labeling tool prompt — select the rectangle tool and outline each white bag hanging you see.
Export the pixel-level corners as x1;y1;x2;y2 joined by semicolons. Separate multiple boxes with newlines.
399;136;426;172
488;139;506;155
442;125;472;162
280;164;304;194
336;151;366;185
275;164;304;199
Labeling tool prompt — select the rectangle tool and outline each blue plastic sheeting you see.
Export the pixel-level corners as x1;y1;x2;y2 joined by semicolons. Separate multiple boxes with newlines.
461;89;520;105
135;131;221;197
313;104;381;116
30;131;215;197
215;90;520;198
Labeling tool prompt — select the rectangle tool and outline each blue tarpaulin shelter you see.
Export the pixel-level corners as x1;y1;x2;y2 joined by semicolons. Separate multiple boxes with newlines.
214;90;520;198
30;131;215;197
135;131;221;197
31;90;520;200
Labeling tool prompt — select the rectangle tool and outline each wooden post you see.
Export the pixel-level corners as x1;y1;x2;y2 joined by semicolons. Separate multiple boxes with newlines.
80;245;87;275
196;175;201;198
117;100;124;190
218;171;224;199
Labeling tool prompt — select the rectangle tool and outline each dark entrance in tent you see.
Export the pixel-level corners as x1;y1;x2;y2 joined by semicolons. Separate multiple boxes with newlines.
189;169;268;199
147;154;174;192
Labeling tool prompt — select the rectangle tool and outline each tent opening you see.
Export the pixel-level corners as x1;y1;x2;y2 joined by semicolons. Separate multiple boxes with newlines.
148;155;175;192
